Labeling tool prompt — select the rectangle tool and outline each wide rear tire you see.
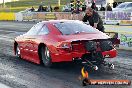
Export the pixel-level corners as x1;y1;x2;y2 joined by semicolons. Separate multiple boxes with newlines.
40;46;52;67
16;45;21;58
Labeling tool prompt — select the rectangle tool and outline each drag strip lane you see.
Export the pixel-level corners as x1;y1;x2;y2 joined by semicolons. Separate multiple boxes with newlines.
0;22;131;88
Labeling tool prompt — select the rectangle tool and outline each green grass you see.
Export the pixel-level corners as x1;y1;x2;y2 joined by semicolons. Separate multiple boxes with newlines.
0;0;72;12
0;0;131;12
5;0;71;7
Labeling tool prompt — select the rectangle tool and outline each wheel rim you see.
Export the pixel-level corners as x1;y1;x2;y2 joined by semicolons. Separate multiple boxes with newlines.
16;46;20;57
45;47;50;61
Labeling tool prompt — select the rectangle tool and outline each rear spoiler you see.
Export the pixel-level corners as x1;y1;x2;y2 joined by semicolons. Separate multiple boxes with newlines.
70;32;120;45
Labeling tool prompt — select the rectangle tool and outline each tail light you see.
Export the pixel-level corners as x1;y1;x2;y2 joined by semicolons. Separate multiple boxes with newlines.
112;38;120;45
57;42;72;51
110;38;120;48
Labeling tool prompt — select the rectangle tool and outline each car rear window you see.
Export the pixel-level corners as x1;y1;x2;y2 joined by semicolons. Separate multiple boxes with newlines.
54;21;98;35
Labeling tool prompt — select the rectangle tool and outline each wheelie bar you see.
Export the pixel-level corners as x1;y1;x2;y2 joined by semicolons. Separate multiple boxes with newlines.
82;59;98;70
102;61;115;69
81;59;114;70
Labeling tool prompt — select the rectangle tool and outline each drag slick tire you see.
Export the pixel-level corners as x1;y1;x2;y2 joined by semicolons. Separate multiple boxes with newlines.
16;45;21;58
40;46;52;67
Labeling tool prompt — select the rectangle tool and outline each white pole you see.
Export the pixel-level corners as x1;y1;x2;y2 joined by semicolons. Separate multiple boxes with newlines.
3;0;5;8
58;0;60;6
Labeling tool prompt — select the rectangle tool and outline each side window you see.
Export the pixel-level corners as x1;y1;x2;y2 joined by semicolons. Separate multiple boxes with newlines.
26;23;43;35
38;25;49;35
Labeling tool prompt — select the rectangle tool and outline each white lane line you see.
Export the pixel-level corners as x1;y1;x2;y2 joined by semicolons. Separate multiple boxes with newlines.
0;37;13;42
0;35;14;39
0;30;25;34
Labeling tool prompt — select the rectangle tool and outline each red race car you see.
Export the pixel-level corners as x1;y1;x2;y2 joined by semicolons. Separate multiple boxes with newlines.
14;20;120;69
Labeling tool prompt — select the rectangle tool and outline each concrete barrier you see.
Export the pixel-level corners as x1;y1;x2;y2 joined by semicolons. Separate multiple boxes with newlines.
15;13;23;21
14;11;132;25
118;33;132;50
0;11;132;25
104;11;132;25
120;20;132;25
17;12;84;21
0;12;15;21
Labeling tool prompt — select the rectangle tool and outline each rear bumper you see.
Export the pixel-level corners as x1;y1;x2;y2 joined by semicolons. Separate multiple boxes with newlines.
102;48;117;58
51;48;117;62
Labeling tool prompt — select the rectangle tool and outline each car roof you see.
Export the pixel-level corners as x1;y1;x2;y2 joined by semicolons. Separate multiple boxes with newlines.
40;20;80;24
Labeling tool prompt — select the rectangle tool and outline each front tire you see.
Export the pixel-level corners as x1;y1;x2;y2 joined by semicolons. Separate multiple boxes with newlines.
40;46;52;67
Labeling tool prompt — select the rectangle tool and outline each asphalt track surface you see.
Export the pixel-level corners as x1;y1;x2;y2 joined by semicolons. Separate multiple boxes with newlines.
0;21;132;88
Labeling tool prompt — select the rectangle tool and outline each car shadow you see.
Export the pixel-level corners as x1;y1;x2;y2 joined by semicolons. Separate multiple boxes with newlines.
9;55;117;80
